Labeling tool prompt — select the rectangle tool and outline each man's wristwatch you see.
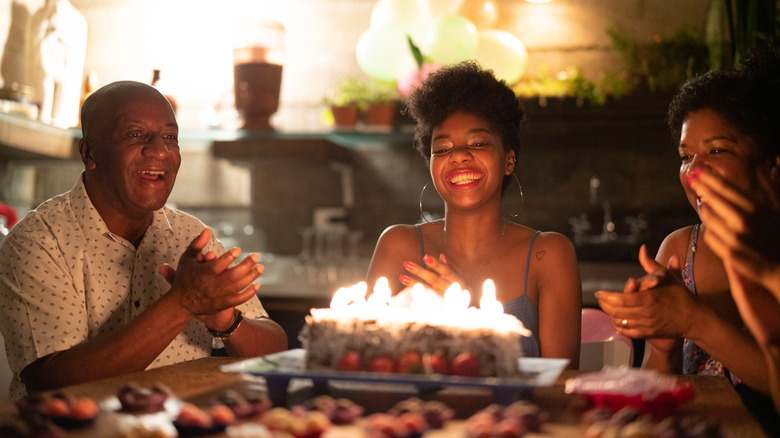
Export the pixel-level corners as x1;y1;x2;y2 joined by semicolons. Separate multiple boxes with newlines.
208;309;244;341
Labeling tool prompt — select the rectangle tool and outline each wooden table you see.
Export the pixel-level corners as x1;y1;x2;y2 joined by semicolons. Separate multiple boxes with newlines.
0;357;767;437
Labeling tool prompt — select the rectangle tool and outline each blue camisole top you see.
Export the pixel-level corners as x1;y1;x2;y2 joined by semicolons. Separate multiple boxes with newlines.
414;224;541;357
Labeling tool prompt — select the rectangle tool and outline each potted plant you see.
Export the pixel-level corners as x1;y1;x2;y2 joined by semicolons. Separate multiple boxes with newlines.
323;76;369;130
705;0;778;70
363;79;400;132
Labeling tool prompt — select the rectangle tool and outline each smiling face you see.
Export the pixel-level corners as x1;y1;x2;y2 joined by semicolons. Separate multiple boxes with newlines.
80;82;180;227
429;111;514;211
678;108;765;214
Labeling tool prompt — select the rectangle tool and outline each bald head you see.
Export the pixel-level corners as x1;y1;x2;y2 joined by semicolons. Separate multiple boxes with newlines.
77;80;181;238
80;81;174;140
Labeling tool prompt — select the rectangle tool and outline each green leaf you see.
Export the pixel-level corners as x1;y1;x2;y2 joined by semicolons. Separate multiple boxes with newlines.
408;35;424;69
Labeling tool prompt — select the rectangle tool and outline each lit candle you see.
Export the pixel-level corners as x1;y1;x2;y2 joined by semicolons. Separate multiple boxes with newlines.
349;281;368;306
444;282;470;311
319;278;529;336
479;279;504;314
410;283;426;312
367;278;391;307
330;286;351;309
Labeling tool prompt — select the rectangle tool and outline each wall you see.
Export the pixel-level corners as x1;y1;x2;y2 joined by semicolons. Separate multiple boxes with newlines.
1;0;707;258
2;0;711;130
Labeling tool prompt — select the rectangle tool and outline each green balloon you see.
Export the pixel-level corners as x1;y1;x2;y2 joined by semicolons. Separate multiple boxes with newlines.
425;15;478;66
357;22;421;81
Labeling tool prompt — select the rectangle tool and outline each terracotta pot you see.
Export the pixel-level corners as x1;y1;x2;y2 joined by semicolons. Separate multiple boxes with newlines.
364;101;398;132
330;104;360;130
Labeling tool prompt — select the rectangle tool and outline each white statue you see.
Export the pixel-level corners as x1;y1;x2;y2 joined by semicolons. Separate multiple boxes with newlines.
31;0;87;128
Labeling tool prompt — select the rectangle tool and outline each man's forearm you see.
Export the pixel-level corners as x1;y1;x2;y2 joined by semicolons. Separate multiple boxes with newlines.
223;317;287;358
21;294;193;392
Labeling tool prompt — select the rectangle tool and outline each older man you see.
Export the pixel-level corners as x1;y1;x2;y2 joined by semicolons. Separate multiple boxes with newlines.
0;81;287;399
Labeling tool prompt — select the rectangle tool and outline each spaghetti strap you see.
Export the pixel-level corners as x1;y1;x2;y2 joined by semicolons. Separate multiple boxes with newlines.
682;224;700;294
414;223;425;265
523;231;542;296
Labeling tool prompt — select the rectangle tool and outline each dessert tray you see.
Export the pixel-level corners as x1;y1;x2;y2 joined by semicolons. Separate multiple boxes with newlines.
222;349;569;404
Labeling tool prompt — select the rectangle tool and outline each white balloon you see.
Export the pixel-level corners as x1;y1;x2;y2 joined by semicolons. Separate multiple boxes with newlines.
370;0;430;27
473;29;528;85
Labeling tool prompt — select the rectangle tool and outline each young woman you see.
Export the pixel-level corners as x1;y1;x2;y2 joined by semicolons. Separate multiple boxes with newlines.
366;62;581;366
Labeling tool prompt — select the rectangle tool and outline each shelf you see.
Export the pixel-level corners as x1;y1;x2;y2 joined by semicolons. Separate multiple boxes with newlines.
0;112;414;162
0;112;81;160
210;129;413;162
212;136;352;163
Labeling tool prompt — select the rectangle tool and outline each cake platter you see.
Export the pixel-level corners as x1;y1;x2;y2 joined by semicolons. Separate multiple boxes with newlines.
222;349;569;405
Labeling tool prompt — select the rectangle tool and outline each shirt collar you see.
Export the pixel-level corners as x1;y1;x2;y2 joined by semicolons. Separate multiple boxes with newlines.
69;173;174;245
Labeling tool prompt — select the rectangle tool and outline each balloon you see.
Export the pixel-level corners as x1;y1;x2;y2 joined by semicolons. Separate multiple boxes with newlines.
397;61;440;95
424;0;465;17
370;0;430;27
457;0;499;29
425;15;478;66
356;22;423;81
473;29;528;85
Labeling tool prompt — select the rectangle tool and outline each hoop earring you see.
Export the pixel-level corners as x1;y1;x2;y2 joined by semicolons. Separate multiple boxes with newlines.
505;173;523;218
419;183;431;223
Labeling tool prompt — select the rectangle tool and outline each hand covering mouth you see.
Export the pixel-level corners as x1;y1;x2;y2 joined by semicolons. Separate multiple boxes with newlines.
449;171;483;185
138;170;165;181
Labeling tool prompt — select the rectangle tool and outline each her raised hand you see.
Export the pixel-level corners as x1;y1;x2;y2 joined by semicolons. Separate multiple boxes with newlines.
691;168;780;297
400;253;469;295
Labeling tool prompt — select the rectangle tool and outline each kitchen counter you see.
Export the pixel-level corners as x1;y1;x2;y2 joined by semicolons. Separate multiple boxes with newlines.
0;356;766;437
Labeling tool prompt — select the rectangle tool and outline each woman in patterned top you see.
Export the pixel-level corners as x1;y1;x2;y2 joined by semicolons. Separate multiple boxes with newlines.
597;45;780;433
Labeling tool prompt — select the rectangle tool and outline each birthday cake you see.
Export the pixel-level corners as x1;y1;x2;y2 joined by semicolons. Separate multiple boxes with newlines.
298;281;530;378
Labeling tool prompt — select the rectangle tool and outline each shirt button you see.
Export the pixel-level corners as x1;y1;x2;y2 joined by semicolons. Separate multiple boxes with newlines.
134;300;141;308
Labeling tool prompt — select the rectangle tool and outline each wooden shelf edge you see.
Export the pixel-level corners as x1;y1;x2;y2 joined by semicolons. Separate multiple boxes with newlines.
0;113;80;160
212;137;352;162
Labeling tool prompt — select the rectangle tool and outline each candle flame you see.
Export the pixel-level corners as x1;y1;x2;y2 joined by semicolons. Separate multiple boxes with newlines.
444;282;470;310
330;282;368;309
373;277;389;294
320;278;529;337
367;277;391;307
330;286;351;309
479;279;504;314
329;279;504;314
410;283;426;312
349;281;368;305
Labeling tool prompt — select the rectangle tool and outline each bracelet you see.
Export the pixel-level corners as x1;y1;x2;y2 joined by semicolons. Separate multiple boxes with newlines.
208;309;244;341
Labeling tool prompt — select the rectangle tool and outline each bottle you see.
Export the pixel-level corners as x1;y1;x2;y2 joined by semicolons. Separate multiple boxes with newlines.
78;71;98;127
151;69;178;113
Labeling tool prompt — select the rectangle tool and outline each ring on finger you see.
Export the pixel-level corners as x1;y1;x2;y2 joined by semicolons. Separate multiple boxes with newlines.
621;319;628;329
